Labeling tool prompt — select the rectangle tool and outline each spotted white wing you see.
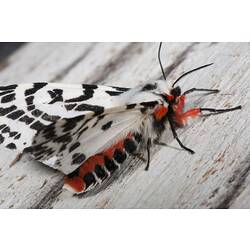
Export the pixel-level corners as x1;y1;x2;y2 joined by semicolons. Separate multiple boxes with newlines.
25;104;150;174
0;82;129;152
0;81;163;175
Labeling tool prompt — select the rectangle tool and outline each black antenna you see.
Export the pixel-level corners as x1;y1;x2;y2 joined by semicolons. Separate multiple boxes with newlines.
158;42;166;80
172;63;213;88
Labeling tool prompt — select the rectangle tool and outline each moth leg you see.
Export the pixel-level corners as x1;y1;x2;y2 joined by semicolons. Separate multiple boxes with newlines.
200;106;242;115
154;141;168;147
172;104;241;127
132;153;147;163
168;117;195;154
9;153;23;167
183;88;219;95
169;105;241;154
145;138;152;171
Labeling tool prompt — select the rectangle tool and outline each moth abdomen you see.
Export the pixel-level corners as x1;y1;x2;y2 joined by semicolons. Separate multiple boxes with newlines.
64;132;142;194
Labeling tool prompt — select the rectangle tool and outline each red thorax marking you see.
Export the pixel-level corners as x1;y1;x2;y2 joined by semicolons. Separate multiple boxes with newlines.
165;94;174;102
172;95;201;126
154;105;168;121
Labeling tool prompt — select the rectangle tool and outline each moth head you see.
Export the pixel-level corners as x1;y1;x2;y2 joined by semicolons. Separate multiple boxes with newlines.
161;86;182;104
157;42;213;102
149;80;182;104
170;86;181;98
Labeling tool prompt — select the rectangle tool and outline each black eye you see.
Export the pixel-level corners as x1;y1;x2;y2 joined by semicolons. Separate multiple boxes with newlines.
141;83;157;91
170;86;181;97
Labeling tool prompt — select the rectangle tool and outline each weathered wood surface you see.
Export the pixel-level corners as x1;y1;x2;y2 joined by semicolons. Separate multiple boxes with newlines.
0;42;249;209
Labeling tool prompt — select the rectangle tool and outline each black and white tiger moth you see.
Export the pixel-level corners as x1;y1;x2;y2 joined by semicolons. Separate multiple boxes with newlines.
0;43;241;194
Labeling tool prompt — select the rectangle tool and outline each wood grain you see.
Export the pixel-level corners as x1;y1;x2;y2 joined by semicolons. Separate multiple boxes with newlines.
0;42;249;208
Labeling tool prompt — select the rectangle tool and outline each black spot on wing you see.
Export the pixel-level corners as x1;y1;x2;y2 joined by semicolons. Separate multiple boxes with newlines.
35;147;55;158
25;143;45;154
30;121;46;131
62;115;85;132
0;85;17;91
72;153;86;165
82;84;98;90
111;86;130;92
0;90;13;96
101;121;112;131
126;104;137;109
98;114;105;120
6;143;16;150
41;113;60;122
14;133;21;140
31;109;43;117
25;96;34;106
105;91;124;96
69;142;81;153
7;110;25;120
65;95;89;103
65;84;98;103
47;90;56;98
27;105;35;111
0;134;4;144
65;104;77;111
140;107;147;113
2;126;10;133
141;83;157;91
48;89;63;104
25;82;48;96
9;131;18;137
77;126;88;139
42;127;56;139
1;93;16;103
62;121;77;132
59;143;67;153
19;115;35;125
92;114;105;128
53;133;73;143
75;104;104;116
0;105;17;116
141;101;159;108
0;124;6;130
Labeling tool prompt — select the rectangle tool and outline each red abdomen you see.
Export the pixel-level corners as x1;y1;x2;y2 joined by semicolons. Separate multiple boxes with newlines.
64;132;142;193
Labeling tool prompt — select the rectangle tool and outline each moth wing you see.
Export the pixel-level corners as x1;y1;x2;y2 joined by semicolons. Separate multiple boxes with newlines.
0;83;129;152
26;104;148;174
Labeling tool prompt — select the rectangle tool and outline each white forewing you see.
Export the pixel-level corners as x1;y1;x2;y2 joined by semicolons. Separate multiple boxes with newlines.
0;83;130;152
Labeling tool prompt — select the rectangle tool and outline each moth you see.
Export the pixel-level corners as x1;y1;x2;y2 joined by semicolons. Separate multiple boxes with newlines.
0;43;241;194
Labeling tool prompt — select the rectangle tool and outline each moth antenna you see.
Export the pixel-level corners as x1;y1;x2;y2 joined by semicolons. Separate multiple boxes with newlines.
172;63;213;88
158;42;166;80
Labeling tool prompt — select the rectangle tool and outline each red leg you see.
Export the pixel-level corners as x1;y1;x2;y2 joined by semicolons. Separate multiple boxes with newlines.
172;107;201;127
183;108;201;119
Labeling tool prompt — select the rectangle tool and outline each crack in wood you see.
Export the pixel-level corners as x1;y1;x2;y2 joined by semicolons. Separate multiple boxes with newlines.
50;43;96;82
30;178;64;209
0;43;26;72
87;42;143;85
214;155;250;208
158;43;199;81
